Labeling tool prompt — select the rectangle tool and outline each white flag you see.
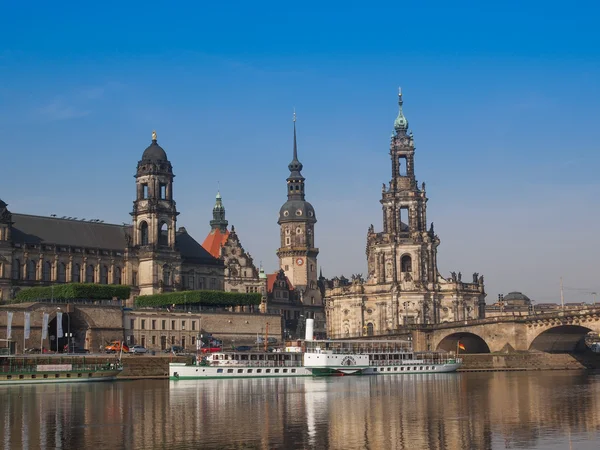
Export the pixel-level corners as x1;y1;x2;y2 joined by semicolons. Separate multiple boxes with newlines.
56;312;63;338
24;312;31;340
6;312;13;339
42;313;49;340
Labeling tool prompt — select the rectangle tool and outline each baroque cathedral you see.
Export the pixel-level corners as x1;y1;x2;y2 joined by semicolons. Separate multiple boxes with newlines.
323;91;486;338
0;132;224;303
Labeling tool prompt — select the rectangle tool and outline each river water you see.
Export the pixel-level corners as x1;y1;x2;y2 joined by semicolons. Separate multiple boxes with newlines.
2;371;600;449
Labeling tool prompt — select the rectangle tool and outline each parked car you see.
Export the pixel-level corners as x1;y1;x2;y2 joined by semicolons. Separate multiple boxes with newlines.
130;345;148;355
235;346;253;352
255;337;278;344
201;346;222;354
105;341;129;353
163;345;184;354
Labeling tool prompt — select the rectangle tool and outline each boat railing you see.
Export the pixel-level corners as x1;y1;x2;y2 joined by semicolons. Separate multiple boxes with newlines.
0;362;122;374
368;358;460;366
205;360;303;368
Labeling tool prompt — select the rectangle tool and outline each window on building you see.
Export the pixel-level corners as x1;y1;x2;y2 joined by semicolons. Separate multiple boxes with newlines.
142;184;148;199
132;271;138;286
12;259;20;280
198;277;204;290
114;267;122;285
42;261;51;282
100;265;108;284
181;336;186;348
285;237;290;246
171;320;175;330
141;336;146;347
171;336;175;345
141;319;146;330
85;265;95;283
130;319;134;329
182;320;186;330
26;260;36;281
152;320;156;330
162;320;166;330
160;183;166;199
192;321;196;331
152;336;156;345
57;263;66;283
72;263;80;283
401;255;412;272
188;275;195;290
163;265;171;286
284;265;289;271
210;278;216;289
367;323;374;336
140;221;149;246
311;296;315;305
310;264;314;272
191;336;196;345
158;223;168;246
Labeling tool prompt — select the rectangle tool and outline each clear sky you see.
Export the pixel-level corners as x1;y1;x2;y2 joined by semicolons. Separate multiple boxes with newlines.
1;1;599;304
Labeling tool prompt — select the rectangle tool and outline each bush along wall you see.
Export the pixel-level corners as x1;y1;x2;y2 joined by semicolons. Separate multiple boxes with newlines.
13;283;131;303
135;290;261;308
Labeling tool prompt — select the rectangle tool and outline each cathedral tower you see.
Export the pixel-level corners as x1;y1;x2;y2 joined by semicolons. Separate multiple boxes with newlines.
276;114;321;306
131;131;181;294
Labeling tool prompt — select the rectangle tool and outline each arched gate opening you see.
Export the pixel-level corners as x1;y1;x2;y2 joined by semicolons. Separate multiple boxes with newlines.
437;332;491;354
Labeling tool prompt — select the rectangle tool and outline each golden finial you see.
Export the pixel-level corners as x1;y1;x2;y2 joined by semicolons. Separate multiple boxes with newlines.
152;130;157;141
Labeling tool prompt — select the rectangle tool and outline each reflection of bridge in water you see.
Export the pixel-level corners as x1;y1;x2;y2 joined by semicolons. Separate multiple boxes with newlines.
356;306;600;353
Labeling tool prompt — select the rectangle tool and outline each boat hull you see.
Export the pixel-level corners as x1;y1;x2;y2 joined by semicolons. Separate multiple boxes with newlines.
169;363;312;380
0;370;121;385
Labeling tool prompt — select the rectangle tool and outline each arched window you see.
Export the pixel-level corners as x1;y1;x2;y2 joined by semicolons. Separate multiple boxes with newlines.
162;265;171;286
12;259;21;280
100;265;108;284
72;263;81;283
401;255;412;272
42;261;52;281
27;260;37;280
140;221;149;246
57;263;66;283
367;323;374;336
114;267;122;285
158;222;168;246
86;264;95;283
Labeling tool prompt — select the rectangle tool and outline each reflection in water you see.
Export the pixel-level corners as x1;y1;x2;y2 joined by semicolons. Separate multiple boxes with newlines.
1;372;600;449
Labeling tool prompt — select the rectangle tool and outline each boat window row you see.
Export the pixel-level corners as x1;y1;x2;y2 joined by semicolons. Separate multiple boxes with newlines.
215;368;298;374
373;365;438;372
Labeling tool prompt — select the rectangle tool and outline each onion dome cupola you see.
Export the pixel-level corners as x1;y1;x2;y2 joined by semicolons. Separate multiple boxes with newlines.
136;130;173;179
393;87;409;135
210;190;229;232
278;113;316;224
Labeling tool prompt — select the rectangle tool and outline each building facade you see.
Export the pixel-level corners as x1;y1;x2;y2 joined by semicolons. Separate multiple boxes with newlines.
0;132;224;303
324;92;486;338
275;115;325;337
202;191;266;309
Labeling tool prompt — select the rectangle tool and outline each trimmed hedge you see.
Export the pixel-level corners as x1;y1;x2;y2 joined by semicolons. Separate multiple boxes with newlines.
135;290;261;308
13;283;131;303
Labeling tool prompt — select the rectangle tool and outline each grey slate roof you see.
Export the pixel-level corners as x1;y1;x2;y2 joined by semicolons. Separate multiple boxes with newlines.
10;213;221;266
176;230;222;266
11;214;128;250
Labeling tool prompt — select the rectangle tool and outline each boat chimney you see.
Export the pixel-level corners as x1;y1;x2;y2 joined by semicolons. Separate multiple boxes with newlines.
305;318;314;341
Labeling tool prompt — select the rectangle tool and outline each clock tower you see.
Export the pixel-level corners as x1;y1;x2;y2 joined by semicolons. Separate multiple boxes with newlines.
276;114;322;307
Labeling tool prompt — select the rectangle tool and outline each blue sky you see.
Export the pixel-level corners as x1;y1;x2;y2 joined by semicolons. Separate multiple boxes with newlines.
1;1;599;304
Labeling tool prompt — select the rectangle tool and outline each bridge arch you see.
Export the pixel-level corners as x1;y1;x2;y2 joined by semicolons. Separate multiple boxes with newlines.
436;332;491;354
529;325;592;353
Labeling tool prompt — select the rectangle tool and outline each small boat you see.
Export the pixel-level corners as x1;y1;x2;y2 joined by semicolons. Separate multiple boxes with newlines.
0;356;123;385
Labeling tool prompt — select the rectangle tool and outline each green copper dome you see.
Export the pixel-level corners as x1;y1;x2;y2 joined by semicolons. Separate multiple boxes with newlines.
393;88;409;134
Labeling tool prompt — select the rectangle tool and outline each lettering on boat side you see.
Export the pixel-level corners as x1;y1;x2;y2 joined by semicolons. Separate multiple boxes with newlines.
341;356;357;366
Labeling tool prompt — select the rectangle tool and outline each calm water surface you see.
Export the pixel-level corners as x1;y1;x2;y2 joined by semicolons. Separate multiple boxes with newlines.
2;371;600;449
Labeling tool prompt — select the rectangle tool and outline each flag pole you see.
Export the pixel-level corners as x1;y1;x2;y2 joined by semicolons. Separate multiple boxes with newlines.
456;340;460;356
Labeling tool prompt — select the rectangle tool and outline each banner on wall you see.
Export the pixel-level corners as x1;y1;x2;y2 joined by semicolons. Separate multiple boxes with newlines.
24;312;31;340
42;313;49;340
6;312;13;339
57;312;63;338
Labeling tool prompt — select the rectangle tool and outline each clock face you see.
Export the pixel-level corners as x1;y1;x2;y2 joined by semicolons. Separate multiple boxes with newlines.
296;258;304;266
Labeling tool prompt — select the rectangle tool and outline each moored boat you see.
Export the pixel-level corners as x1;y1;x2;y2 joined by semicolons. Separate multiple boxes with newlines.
0;356;123;385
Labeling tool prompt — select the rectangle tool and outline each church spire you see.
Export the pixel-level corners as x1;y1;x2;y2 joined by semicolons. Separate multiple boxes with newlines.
287;110;305;201
210;190;228;232
393;87;409;134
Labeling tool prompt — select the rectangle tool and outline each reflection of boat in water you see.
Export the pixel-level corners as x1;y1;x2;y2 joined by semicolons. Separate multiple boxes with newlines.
170;319;461;380
0;356;123;385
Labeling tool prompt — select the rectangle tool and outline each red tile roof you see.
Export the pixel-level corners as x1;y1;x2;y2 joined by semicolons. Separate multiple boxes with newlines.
267;272;294;293
201;228;229;259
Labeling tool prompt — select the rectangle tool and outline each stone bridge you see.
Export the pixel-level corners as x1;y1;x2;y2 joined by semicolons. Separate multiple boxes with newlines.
350;306;600;353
